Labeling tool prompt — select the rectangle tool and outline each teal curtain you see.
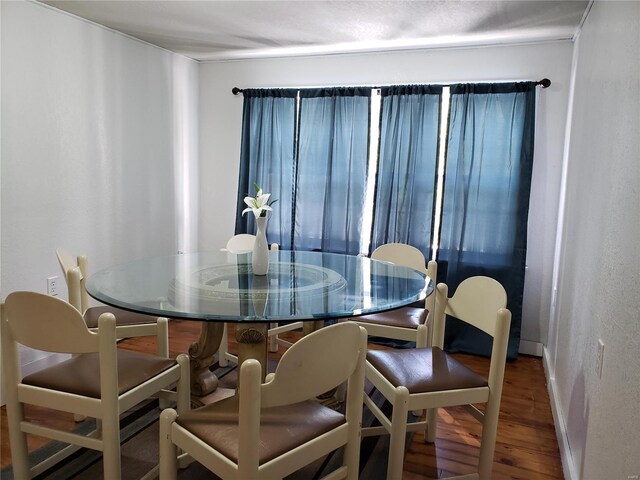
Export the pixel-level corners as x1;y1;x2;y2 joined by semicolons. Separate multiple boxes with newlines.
235;89;297;249
371;85;442;259
438;82;536;360
293;88;371;254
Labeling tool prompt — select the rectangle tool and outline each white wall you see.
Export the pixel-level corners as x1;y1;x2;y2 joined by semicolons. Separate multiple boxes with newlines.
198;43;573;348
1;1;199;372
547;2;640;478
4;2;637;473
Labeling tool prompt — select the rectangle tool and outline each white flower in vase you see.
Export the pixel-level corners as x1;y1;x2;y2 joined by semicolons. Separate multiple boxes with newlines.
242;185;276;219
242;183;277;275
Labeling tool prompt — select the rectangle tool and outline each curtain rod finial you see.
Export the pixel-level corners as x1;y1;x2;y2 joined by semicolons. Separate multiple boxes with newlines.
232;87;242;95
538;78;551;88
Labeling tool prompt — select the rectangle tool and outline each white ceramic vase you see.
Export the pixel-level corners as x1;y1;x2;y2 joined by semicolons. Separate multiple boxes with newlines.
252;216;269;275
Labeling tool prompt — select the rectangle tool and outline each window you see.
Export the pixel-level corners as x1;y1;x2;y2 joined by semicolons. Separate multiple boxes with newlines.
235;82;537;359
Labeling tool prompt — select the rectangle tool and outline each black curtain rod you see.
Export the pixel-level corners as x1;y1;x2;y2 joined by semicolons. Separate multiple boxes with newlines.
232;78;551;95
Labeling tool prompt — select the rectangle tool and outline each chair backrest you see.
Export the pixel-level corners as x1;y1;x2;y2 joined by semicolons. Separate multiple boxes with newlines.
223;234;280;254
2;291;98;354
259;322;367;407
224;234;256;253
234;322;366;477
433;277;511;395
441;276;507;337
56;247;76;278
56;247;91;313
371;243;428;274
371;243;436;315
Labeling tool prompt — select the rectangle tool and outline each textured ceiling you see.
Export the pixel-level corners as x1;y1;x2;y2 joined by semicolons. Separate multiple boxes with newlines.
40;0;589;61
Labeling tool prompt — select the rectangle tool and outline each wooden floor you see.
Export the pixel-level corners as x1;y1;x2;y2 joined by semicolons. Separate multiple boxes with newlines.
1;320;564;479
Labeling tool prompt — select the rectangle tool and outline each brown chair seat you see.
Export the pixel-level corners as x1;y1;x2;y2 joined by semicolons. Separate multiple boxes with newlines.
22;350;176;398
356;306;426;329
367;347;487;394
177;395;346;465
83;306;160;328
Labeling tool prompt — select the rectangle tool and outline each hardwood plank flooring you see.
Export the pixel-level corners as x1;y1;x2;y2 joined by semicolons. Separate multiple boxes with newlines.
1;320;563;479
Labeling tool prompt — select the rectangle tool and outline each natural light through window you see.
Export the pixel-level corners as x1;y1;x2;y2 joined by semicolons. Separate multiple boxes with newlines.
361;256;372;310
360;88;381;255
431;86;450;261
359;86;450;258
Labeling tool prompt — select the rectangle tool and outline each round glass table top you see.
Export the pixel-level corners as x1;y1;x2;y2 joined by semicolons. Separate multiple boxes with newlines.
86;250;433;323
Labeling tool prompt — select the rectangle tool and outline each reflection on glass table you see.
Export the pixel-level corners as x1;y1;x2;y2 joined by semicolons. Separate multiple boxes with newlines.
87;250;432;400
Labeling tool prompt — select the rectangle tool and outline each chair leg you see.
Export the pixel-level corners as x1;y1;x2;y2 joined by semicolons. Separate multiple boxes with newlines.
159;409;178;480
6;404;30;479
426;407;437;443
101;413;122;480
477;402;500;480
387;386;410;480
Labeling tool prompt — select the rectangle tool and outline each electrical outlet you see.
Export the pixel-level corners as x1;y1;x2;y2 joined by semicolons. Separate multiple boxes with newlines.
47;276;59;297
596;339;605;378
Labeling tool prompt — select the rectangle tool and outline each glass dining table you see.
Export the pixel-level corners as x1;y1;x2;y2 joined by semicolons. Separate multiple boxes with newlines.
86;249;432;400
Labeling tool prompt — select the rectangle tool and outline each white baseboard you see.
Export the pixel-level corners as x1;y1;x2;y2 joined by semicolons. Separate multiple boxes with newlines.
519;339;544;357
543;346;579;480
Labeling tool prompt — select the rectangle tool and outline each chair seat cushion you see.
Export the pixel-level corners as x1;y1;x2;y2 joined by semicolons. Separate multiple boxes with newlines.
367;347;487;393
356;306;427;329
177;396;346;465
83;306;160;328
22;350;176;398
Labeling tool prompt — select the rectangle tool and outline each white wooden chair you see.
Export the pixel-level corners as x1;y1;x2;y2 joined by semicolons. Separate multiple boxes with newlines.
56;248;169;358
362;277;511;480
220;233;258;253
351;243;437;349
159;321;367;480
1;291;190;480
218;236;302;367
